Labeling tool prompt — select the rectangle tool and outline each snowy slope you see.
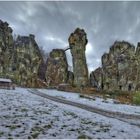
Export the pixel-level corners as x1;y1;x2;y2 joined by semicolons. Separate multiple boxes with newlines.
0;88;140;139
39;89;140;115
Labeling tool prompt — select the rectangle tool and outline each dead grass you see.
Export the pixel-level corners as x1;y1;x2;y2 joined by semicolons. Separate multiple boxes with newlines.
58;86;134;104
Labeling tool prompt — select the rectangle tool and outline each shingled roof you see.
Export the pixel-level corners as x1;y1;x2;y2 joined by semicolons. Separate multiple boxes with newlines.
0;78;12;83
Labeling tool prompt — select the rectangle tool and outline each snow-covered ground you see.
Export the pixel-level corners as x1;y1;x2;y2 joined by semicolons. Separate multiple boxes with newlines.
0;88;140;139
39;89;140;115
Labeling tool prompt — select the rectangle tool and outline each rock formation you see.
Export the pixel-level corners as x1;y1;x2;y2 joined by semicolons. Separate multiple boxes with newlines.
68;28;89;87
0;20;44;87
66;71;74;86
3;19;140;91
45;49;68;87
0;20;14;79
14;35;43;87
38;61;47;81
90;67;103;90
90;41;140;91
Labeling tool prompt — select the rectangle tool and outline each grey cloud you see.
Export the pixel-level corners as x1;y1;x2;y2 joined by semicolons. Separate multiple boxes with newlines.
0;1;140;73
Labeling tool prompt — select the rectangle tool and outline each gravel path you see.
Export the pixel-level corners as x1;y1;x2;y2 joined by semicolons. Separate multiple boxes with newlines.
28;89;140;127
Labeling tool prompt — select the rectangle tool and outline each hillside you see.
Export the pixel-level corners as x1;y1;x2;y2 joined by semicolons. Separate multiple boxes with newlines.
0;88;140;139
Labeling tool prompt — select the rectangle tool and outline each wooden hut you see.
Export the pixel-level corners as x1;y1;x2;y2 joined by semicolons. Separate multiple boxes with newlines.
0;78;13;89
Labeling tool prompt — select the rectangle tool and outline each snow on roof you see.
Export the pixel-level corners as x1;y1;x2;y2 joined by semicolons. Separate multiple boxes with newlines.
0;78;12;83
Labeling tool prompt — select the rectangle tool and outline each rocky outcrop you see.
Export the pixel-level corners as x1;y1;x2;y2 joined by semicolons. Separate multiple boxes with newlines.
0;20;14;79
0;20;44;87
38;61;47;81
68;28;89;87
45;49;68;87
67;71;74;86
90;67;103;90
90;41;140;91
14;35;43;87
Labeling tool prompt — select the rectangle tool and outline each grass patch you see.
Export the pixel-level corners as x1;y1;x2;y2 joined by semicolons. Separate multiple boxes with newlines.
81;119;92;125
77;134;92;139
31;126;43;132
133;92;140;105
102;90;125;98
8;124;21;130
30;126;45;139
43;124;52;129
64;111;78;118
62;125;67;128
10;125;16;130
31;132;40;139
101;90;133;104
21;108;28;112
0;132;4;137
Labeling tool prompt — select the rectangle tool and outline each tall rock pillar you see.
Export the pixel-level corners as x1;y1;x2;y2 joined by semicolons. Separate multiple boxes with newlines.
68;28;88;87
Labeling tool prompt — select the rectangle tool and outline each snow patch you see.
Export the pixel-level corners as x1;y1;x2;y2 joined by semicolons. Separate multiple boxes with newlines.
0;88;140;139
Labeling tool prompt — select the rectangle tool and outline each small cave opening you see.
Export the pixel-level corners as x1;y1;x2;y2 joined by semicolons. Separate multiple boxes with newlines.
128;84;133;91
119;85;122;90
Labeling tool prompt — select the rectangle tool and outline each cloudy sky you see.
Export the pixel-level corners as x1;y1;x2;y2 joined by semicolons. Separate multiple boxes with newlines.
0;1;140;72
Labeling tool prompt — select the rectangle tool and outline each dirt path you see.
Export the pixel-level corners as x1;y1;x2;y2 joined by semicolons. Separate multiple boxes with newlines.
28;89;140;127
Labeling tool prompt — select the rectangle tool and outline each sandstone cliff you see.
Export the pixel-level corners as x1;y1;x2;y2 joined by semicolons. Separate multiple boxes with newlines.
90;41;140;91
0;20;14;79
14;34;43;87
68;28;89;87
45;49;68;87
0;20;44;87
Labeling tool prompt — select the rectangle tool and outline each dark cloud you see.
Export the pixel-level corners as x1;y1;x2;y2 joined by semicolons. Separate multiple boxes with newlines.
0;1;140;72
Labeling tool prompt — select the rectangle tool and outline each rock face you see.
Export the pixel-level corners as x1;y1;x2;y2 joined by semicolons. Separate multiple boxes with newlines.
14;35;43;87
90;41;140;91
66;71;74;86
0;20;44;87
0;20;14;79
90;67;103;90
45;49;68;87
38;61;47;81
68;28;89;87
